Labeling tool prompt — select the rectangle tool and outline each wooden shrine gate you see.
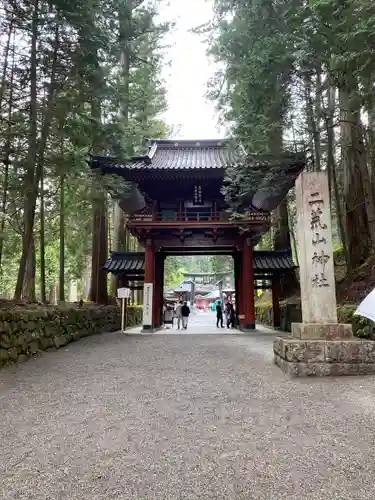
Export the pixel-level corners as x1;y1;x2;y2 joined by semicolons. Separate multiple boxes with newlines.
103;249;296;330
91;139;304;331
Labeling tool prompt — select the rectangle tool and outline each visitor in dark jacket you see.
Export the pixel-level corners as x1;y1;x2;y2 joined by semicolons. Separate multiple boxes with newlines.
216;301;224;328
226;302;235;328
181;301;190;329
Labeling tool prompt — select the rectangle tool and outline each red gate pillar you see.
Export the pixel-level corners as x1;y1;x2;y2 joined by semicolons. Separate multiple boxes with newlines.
272;276;281;328
242;239;255;330
153;253;159;328
143;239;155;330
160;255;165;326
239;251;245;325
153;252;163;328
234;252;241;324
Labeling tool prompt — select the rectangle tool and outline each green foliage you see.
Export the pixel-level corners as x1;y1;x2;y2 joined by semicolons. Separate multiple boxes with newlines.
210;255;233;276
164;256;234;289
164;257;184;288
209;0;295;152
206;0;375;283
209;0;375;145
0;0;170;300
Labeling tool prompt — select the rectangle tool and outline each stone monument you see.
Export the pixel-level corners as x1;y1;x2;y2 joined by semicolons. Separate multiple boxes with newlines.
274;171;375;376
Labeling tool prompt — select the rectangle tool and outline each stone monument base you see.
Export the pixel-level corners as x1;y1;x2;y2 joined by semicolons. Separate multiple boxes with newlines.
291;322;353;340
274;323;375;377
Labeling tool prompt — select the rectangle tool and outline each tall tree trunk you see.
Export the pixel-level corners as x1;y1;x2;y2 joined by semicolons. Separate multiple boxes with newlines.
269;126;292;252
109;5;132;295
89;189;108;304
89;90;108;303
86;21;109;304
59;174;65;302
326;84;350;273
39;167;46;302
111;201;126;295
14;0;39;299
340;86;373;268
366;81;375;182
273;199;291;251
0;30;15;270
304;70;322;171
14;15;59;299
304;72;321;171
269;124;299;297
83;253;91;299
0;13;14;111
314;69;322;172
49;281;57;305
22;237;36;302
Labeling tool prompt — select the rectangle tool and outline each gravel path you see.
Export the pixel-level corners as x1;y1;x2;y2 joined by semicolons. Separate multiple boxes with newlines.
2;327;375;499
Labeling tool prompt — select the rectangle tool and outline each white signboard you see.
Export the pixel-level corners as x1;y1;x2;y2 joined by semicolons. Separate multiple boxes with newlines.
117;287;131;299
164;309;173;324
143;283;153;326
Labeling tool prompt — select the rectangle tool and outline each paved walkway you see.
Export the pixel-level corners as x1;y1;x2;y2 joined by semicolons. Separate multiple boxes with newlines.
2;319;375;499
129;310;247;335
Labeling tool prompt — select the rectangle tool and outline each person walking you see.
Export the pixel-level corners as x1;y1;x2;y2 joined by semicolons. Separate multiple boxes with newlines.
175;300;183;329
224;302;229;326
226;302;235;328
181;301;190;329
216;300;224;328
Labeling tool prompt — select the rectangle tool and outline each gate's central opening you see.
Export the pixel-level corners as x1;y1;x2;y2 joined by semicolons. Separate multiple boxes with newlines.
163;254;235;329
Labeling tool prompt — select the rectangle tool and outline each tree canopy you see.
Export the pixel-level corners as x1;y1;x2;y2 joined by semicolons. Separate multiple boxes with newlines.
0;0;170;301
207;0;375;276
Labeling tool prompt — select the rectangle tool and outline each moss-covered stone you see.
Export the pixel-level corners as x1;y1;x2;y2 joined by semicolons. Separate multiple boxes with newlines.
0;348;9;365
28;341;39;355
0;304;142;368
256;301;375;340
8;347;19;361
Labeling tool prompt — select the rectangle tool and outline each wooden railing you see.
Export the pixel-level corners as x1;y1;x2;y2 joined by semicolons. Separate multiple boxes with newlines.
129;211;228;223
128;211;270;224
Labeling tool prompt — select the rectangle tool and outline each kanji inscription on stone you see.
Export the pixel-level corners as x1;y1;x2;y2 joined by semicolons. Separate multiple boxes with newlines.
295;172;338;323
312;272;330;288
312;232;327;246
308;192;328;247
312;250;330;270
308;193;331;288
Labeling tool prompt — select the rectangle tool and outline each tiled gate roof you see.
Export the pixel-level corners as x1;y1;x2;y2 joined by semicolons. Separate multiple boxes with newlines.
103;251;297;276
129;140;238;170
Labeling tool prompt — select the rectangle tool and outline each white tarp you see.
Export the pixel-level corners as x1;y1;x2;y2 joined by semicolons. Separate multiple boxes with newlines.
354;288;375;323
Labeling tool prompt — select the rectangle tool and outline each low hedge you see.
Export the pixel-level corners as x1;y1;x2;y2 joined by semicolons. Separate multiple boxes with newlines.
255;302;375;339
0;303;142;367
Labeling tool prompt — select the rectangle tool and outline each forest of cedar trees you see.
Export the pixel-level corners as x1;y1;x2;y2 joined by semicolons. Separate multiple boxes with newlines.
1;0;375;305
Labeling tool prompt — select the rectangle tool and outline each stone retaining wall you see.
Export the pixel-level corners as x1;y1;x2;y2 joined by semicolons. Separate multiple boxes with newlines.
0;304;142;367
255;303;302;332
